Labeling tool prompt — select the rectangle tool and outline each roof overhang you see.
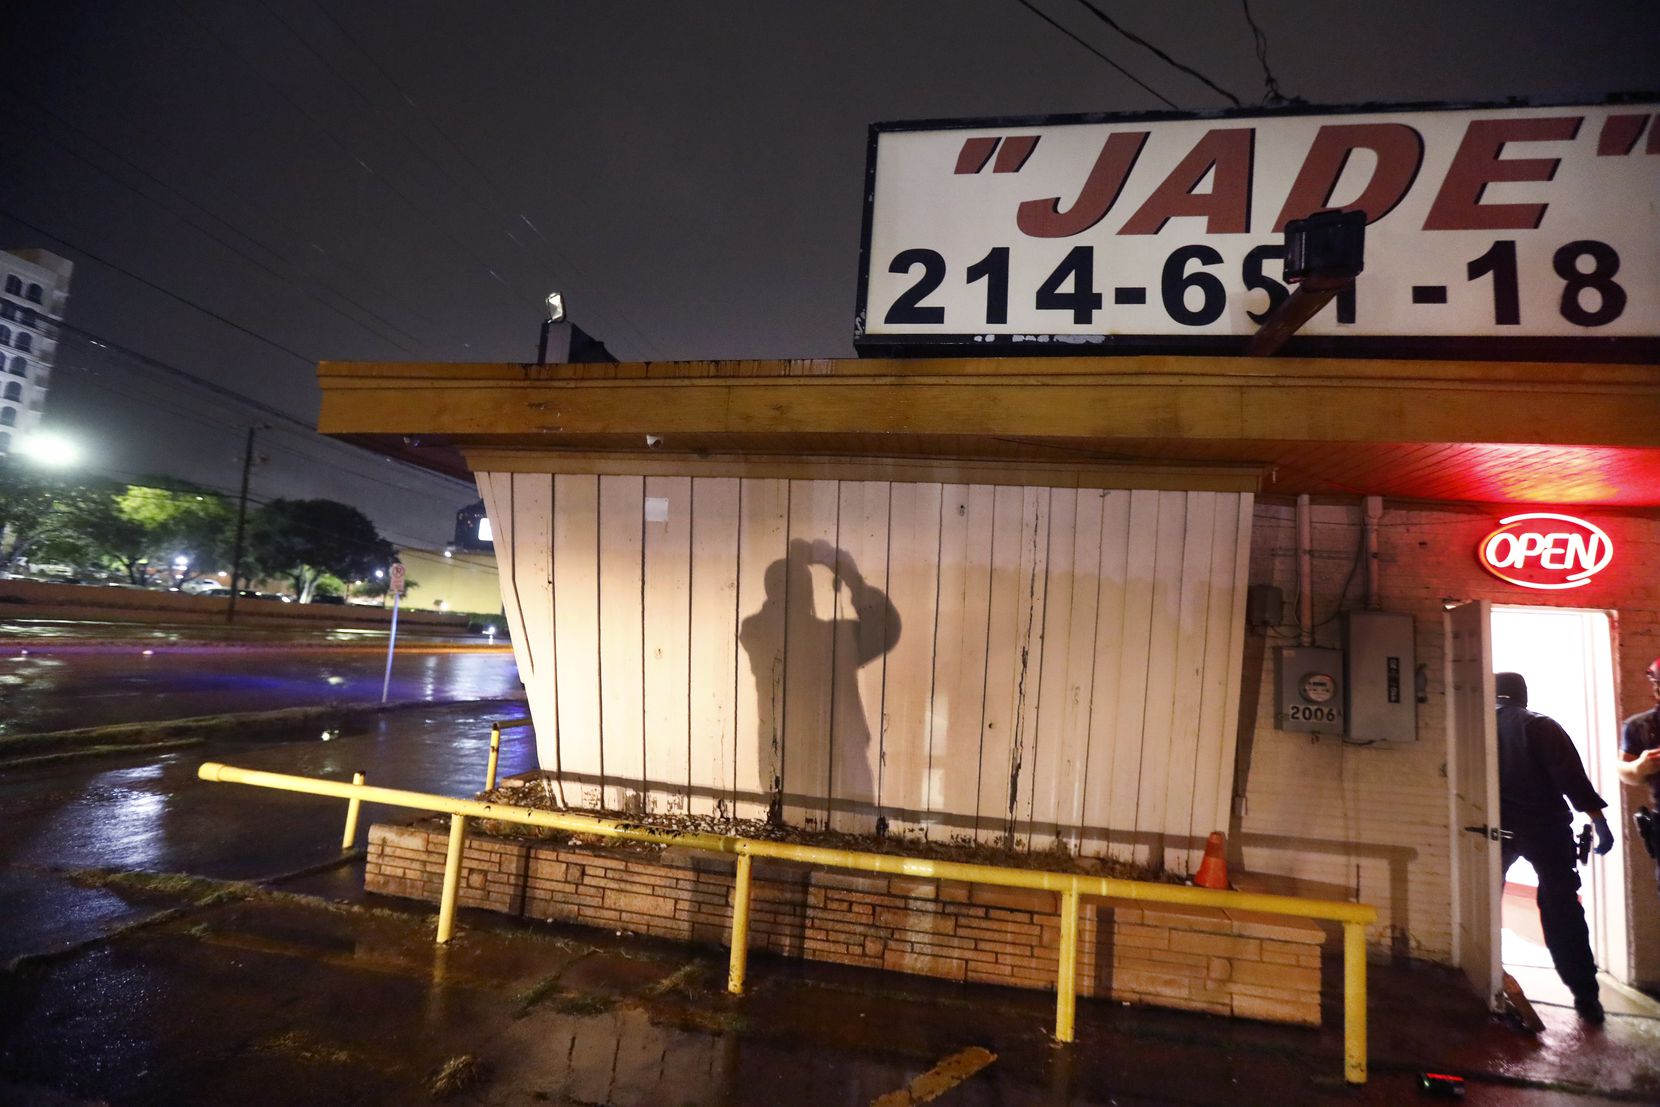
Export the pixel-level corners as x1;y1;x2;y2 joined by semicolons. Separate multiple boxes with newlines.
317;354;1660;507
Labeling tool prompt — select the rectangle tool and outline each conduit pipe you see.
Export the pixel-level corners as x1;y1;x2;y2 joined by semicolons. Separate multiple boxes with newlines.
1364;496;1383;610
1297;494;1314;646
197;760;1378;1084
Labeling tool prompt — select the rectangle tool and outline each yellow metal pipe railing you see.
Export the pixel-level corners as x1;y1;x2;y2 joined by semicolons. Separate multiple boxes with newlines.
1056;887;1081;1042
728;853;753;995
340;771;365;849
197;761;1378;1084
1343;919;1368;1082
436;812;469;944
484;717;533;791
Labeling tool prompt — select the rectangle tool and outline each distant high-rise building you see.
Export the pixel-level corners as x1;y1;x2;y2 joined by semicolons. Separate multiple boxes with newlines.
0;248;74;457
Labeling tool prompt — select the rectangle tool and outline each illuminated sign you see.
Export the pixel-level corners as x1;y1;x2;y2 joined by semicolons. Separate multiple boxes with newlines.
1478;512;1612;590
857;100;1660;358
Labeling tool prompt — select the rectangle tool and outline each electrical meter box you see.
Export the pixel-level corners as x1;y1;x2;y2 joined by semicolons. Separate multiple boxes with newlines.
1342;611;1417;743
1278;647;1345;734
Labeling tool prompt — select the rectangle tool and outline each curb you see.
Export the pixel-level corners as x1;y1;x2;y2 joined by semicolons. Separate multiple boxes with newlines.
0;696;529;768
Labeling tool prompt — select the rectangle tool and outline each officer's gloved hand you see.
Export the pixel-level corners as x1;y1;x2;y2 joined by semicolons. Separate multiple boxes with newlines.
1593;816;1614;856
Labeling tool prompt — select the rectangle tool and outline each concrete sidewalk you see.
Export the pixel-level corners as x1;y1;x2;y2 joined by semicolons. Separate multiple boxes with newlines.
2;863;1656;1106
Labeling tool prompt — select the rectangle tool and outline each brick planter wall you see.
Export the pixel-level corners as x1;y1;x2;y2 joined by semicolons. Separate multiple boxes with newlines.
366;821;1326;1026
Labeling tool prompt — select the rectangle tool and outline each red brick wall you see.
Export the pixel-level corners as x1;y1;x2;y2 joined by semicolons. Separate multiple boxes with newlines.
366;821;1326;1026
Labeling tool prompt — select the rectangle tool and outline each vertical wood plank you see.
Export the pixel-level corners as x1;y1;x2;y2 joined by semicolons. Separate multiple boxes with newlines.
689;477;740;817
476;475;529;752
597;471;647;809
828;481;892;833
1028;488;1079;852
598;475;645;812
1058;490;1106;851
734;479;790;822
879;482;943;839
1212;494;1255;847
927;484;993;842
1132;491;1190;868
976;485;1028;846
506;474;557;780
1189;492;1246;869
1161;492;1217;873
643;476;693;812
1079;491;1130;857
1103;489;1159;862
1007;487;1050;851
552;474;603;808
782;479;840;828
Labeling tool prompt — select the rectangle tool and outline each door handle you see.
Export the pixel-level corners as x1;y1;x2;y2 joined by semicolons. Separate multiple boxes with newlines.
1462;825;1514;841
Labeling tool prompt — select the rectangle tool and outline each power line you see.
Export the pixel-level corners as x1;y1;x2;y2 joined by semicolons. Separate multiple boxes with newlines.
1240;0;1296;105
2;84;446;351
0;207;314;365
52;355;468;508
299;0;665;360
77;462;433;551
48;317;317;431
1072;0;1242;106
169;0;522;297
4;107;425;356
1012;0;1180;109
44;317;474;491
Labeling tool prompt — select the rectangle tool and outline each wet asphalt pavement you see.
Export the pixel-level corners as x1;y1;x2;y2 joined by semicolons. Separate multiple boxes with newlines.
2;700;1659;1103
0;701;538;966
0;638;521;736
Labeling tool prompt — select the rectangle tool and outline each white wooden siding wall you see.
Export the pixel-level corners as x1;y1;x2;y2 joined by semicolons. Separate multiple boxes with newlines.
478;472;1252;870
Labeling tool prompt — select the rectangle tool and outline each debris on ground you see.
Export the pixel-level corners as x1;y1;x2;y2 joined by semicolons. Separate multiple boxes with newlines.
473;774;1185;884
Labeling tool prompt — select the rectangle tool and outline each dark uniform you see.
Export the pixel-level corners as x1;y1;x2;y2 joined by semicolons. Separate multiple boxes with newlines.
1496;684;1607;1015
1621;702;1660;892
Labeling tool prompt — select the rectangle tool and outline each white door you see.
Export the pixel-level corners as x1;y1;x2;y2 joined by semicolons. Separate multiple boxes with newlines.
1491;605;1629;986
1447;599;1502;1007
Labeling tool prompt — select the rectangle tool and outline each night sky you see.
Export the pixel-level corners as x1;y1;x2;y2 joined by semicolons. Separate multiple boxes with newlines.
3;1;1656;547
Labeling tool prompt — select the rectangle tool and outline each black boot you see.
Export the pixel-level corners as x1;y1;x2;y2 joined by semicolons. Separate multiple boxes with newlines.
1573;992;1606;1024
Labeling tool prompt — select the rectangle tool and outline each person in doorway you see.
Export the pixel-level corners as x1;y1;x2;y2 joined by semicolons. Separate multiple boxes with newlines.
1495;671;1614;1024
1617;656;1660;896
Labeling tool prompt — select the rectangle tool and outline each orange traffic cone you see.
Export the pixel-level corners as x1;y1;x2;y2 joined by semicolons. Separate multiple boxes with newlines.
1194;831;1229;889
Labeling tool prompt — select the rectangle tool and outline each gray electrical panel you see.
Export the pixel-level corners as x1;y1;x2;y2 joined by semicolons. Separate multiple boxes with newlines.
1278;647;1345;734
1343;611;1417;743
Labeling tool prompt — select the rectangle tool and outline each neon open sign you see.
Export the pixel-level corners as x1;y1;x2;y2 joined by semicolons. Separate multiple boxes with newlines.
1478;513;1613;590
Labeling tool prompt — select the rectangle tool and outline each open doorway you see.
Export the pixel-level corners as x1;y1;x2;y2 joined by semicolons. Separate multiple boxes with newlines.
1490;605;1650;1015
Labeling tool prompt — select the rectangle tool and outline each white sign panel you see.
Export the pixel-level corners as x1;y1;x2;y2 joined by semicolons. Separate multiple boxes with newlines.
855;101;1660;358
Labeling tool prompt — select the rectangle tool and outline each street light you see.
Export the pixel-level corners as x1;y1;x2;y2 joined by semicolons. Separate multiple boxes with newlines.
13;430;81;468
537;291;566;365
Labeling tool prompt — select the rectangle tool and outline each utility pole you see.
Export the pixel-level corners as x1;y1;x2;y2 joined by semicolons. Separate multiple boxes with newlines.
224;424;263;625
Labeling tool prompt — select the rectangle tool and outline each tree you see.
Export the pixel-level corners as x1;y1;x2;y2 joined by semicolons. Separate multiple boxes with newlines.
116;484;236;585
0;467;110;572
46;481;237;585
246;498;395;604
53;485;150;583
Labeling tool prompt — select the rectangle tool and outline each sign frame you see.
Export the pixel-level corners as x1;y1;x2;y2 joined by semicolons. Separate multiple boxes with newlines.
853;96;1660;363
